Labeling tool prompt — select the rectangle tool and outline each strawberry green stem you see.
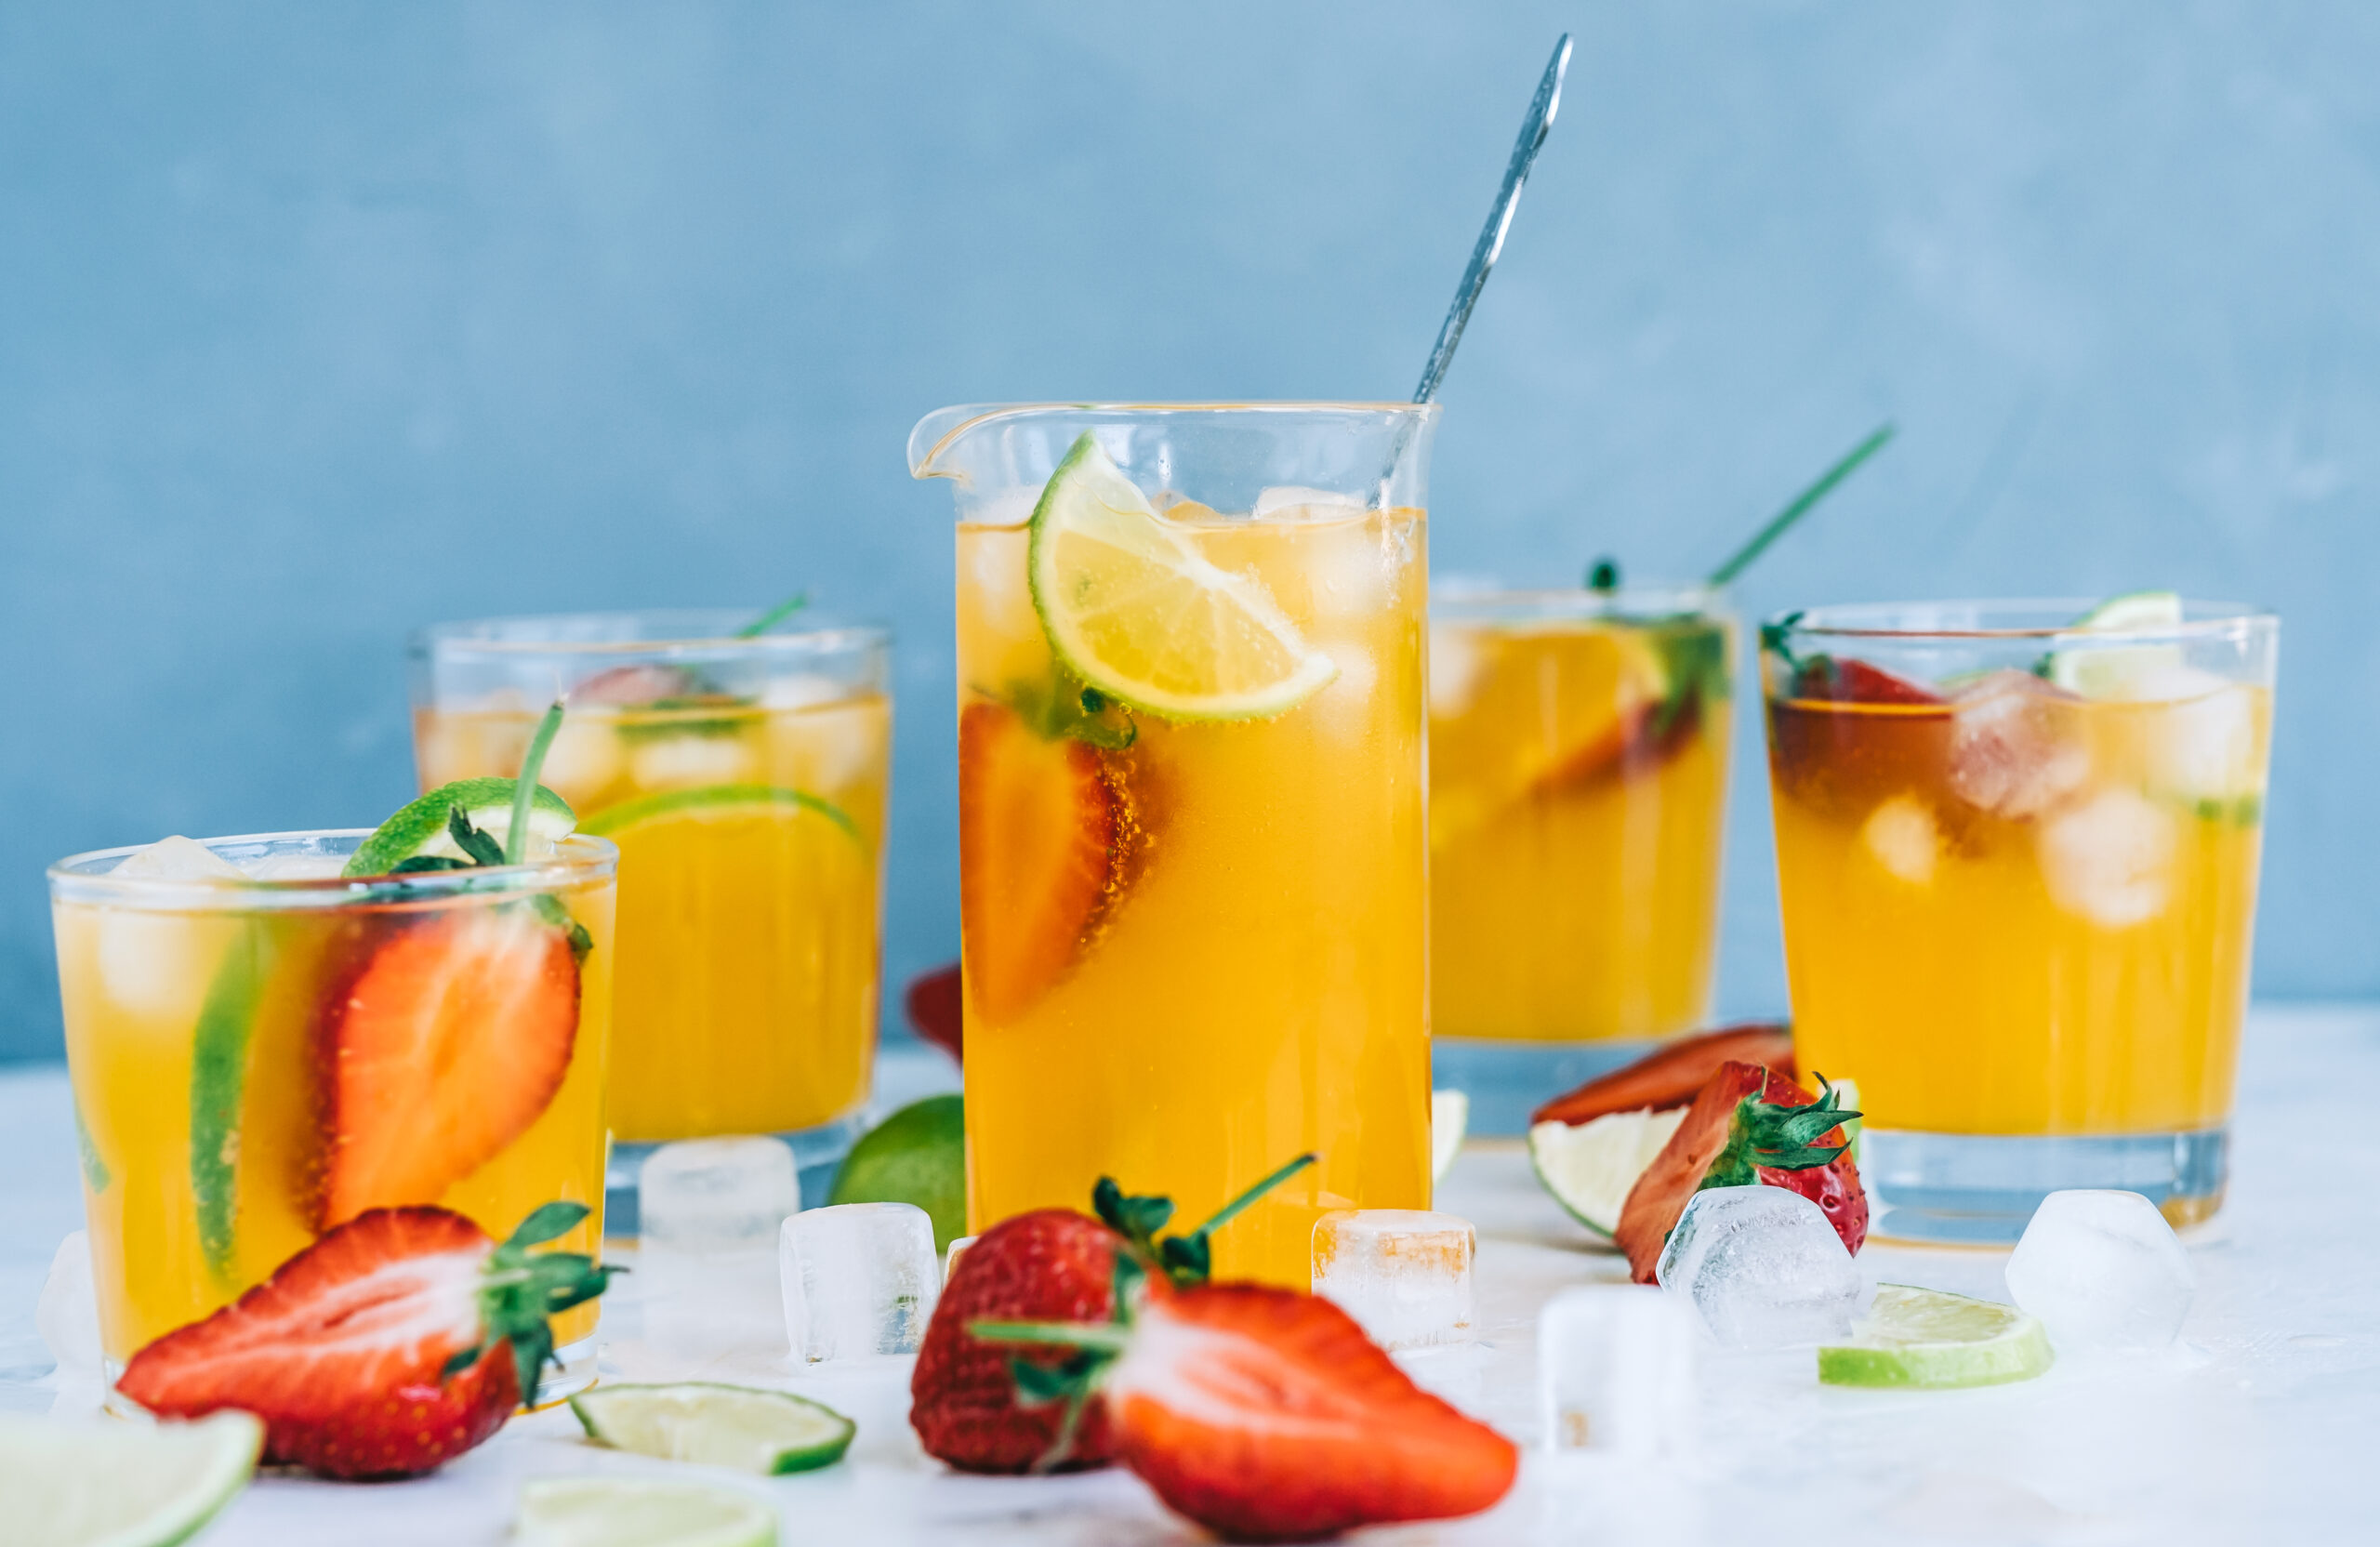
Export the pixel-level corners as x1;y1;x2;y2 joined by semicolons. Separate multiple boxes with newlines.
508;701;566;864
970;1320;1134;1353
1700;1078;1858;1193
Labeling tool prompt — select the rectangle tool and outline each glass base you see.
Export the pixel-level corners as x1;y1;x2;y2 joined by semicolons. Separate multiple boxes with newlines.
1430;1037;1660;1138
1862;1125;2228;1244
604;1113;867;1237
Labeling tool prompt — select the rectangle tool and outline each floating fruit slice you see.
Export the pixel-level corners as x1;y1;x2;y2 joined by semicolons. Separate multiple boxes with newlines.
2045;590;2185;699
191;923;272;1285
1431;1089;1469;1183
1818;1284;2054;1389
514;1477;778;1547
318;906;581;1225
343;777;577;877
1531;1023;1796;1128
1529;1107;1687;1237
1027;432;1337;720
570;1382;855;1474
579;782;853;840
957;701;1119;1020
1;1409;260;1547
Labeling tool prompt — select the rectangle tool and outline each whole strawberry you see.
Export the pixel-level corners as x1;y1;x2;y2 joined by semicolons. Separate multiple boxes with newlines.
118;1202;614;1479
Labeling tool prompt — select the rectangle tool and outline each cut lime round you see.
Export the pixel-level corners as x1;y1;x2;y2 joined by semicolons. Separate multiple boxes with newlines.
579;783;854;840
1818;1284;2055;1389
4;1408;260;1547
1431;1089;1470;1184
1027;432;1338;721
515;1477;779;1547
571;1382;854;1474
344;776;576;877
829;1093;966;1252
2046;590;2184;699
1529;1107;1687;1238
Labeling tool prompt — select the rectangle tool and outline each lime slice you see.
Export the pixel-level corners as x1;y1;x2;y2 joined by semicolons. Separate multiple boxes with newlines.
4;1409;260;1547
1818;1284;2055;1389
344;776;577;877
1431;1089;1469;1184
570;1382;854;1474
579;783;855;840
828;1093;966;1252
1027;432;1338;721
1529;1107;1687;1237
2046;591;2184;699
515;1478;778;1547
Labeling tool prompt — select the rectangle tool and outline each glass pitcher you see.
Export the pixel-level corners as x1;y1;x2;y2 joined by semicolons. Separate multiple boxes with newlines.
910;403;1437;1285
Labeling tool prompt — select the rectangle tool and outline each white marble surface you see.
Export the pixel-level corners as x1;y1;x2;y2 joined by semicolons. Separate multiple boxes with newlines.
5;1011;2376;1545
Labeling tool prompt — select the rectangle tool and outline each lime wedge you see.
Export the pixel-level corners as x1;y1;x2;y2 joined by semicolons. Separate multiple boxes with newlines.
570;1382;855;1475
344;776;576;877
1529;1107;1687;1237
4;1409;260;1547
579;783;854;840
1027;432;1338;721
1431;1089;1470;1184
517;1478;778;1547
2046;591;2185;699
1818;1284;2054;1389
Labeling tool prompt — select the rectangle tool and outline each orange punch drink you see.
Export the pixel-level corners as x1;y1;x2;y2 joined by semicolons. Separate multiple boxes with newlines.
412;613;891;1207
49;819;617;1388
1427;587;1733;1131
912;403;1436;1286
1762;596;2276;1239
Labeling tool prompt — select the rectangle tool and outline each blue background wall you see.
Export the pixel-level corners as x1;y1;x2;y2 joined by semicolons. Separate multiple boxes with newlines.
4;1;2373;1060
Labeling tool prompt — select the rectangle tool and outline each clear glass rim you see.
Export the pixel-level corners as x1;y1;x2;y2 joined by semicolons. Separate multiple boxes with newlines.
1432;582;1727;622
49;829;619;910
1767;598;2276;642
908;400;1441;479
410;610;890;659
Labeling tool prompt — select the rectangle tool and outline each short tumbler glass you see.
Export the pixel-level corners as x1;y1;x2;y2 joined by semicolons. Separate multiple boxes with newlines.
1762;600;2276;1240
49;830;618;1393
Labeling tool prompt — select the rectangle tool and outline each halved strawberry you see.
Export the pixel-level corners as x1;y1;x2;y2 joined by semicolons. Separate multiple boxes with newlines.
1789;655;1944;707
319;905;581;1226
905;961;964;1063
118;1203;613;1479
957;701;1120;1021
1614;1061;1866;1283
1530;1022;1795;1127
566;664;698;706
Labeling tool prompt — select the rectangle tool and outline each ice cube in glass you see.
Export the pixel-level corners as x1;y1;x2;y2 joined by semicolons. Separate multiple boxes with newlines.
2004;1189;2195;1353
1538;1283;1696;1454
1311;1210;1475;1350
638;1137;800;1252
781;1202;940;1363
1946;669;2090;818
1654;1185;1858;1350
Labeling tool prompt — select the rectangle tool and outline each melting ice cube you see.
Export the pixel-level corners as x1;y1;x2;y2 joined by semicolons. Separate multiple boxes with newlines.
1655;1185;1859;1350
1947;670;2092;818
1861;795;1939;886
2038;789;2176;928
1538;1284;1697;1454
942;1235;977;1286
628;730;757;790
237;851;350;881
112;835;244;882
99;838;245;1017
1311;1209;1475;1350
36;1231;101;1377
638;1138;800;1253
781;1202;941;1363
537;719;625;797
2004;1189;2195;1353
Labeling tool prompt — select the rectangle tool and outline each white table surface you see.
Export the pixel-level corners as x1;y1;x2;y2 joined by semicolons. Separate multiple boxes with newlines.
5;1008;2376;1546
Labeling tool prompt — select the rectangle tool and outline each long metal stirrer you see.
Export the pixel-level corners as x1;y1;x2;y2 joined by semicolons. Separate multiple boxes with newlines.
1412;34;1573;404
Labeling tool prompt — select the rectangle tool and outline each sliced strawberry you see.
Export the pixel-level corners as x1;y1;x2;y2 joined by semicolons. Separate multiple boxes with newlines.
905;961;964;1063
1530;1022;1795;1127
1105;1284;1517;1543
911;1209;1124;1474
118;1203;611;1478
319;905;581;1227
1614;1061;1865;1283
958;701;1119;1021
1790;654;1944;706
566;664;698;706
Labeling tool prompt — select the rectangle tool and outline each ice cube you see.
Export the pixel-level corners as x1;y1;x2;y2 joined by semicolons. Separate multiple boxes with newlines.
1538;1284;1697;1454
761;673;846;711
1947;670;2091;818
628;730;757;790
2038;789;2176;928
35;1232;101;1376
1655;1185;1859;1350
112;835;243;882
537;719;625;796
1311;1210;1475;1351
237;851;350;881
1861;795;1939;885
2003;1189;2195;1353
638;1138;800;1252
781;1202;941;1363
1251;485;1368;521
942;1235;977;1285
2136;668;2262;803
